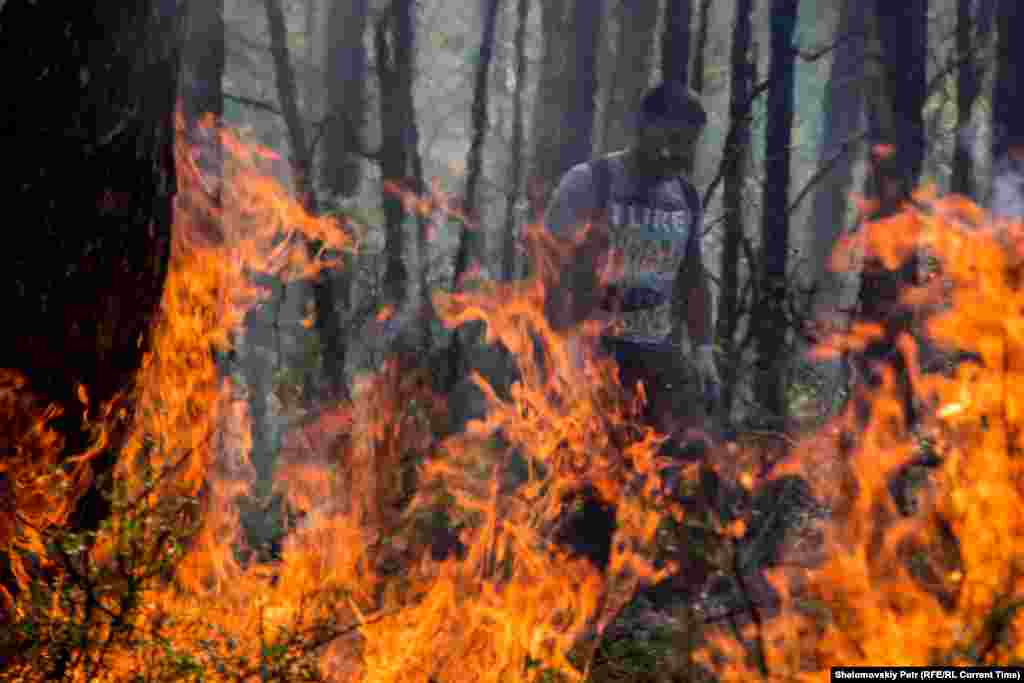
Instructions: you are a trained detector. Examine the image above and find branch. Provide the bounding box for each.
[787,130,870,216]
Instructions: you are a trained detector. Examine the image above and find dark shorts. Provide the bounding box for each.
[597,336,704,432]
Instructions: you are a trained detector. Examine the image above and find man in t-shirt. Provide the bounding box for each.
[543,81,718,445]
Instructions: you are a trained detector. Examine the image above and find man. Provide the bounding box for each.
[543,81,718,444]
[540,82,718,571]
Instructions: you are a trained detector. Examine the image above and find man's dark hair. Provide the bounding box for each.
[636,81,707,132]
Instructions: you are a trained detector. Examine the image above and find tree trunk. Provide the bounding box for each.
[181,0,225,135]
[502,0,531,281]
[992,0,1024,161]
[599,0,659,155]
[873,0,928,187]
[661,0,694,87]
[753,0,799,423]
[663,0,695,350]
[264,0,314,206]
[318,0,369,399]
[447,0,502,392]
[951,0,994,197]
[0,0,182,599]
[990,0,1024,220]
[806,0,869,313]
[530,0,604,202]
[375,0,418,309]
[323,0,368,198]
[691,0,711,93]
[718,0,755,421]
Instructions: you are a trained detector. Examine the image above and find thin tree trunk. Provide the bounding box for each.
[0,0,182,612]
[661,0,694,87]
[447,0,502,391]
[873,0,928,187]
[264,0,313,206]
[691,0,711,93]
[718,0,755,420]
[806,0,869,313]
[502,0,530,281]
[318,0,370,399]
[323,0,368,198]
[990,0,1024,221]
[992,0,1024,163]
[600,0,659,154]
[753,0,798,422]
[376,0,417,309]
[530,0,604,202]
[663,0,695,349]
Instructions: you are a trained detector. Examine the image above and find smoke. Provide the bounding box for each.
[990,120,1024,220]
[991,153,1024,220]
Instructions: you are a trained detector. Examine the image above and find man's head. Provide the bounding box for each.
[633,81,707,178]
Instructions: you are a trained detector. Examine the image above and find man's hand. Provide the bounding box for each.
[694,344,721,408]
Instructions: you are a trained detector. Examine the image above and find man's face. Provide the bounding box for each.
[636,120,702,178]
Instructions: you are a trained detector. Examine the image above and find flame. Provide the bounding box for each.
[11,105,1024,682]
[699,194,1024,678]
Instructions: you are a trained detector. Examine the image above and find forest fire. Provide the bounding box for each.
[700,193,1024,678]
[3,115,1024,682]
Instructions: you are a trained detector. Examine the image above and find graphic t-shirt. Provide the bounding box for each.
[544,152,702,343]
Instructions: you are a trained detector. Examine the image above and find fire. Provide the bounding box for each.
[699,194,1024,678]
[8,103,1024,682]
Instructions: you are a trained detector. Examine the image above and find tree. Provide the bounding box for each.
[447,0,503,392]
[530,0,605,201]
[717,0,756,420]
[951,0,995,198]
[992,0,1024,165]
[598,0,659,155]
[0,0,183,613]
[501,0,531,281]
[323,0,368,198]
[806,0,870,313]
[264,0,314,207]
[872,1,928,187]
[753,0,799,422]
[317,0,370,400]
[666,0,712,350]
[375,0,420,311]
[661,0,694,88]
[181,0,225,139]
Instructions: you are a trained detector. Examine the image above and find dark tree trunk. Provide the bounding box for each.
[990,0,1024,222]
[566,0,604,167]
[662,0,695,350]
[691,0,711,94]
[873,0,928,187]
[181,0,224,134]
[806,0,869,310]
[323,0,368,198]
[0,0,182,593]
[531,0,604,201]
[718,0,755,420]
[992,0,1024,161]
[951,0,993,197]
[264,0,313,206]
[502,0,531,281]
[661,0,693,87]
[753,0,799,422]
[447,0,502,392]
[375,0,418,309]
[599,0,658,155]
[319,0,369,399]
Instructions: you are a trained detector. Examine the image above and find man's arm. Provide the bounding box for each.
[677,200,712,347]
[542,164,607,331]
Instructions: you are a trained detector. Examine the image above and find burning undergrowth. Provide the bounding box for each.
[1,116,1024,683]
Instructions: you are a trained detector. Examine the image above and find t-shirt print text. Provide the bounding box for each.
[608,202,691,240]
